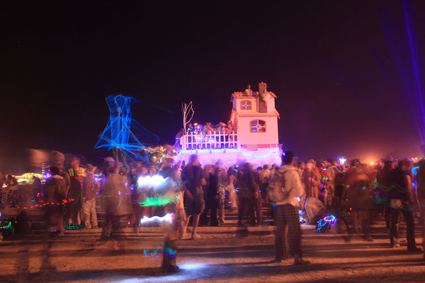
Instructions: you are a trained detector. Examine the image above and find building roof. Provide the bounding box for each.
[231,91,277,99]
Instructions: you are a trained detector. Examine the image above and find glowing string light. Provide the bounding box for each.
[412,166,420,176]
[139,196,177,207]
[140,213,174,225]
[95,95,159,161]
[164,246,177,258]
[144,246,161,261]
[240,148,279,158]
[316,215,337,233]
[0,221,12,229]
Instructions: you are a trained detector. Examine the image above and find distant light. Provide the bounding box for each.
[339,157,347,165]
[370,162,374,166]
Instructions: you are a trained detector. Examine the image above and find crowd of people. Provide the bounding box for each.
[1,150,425,270]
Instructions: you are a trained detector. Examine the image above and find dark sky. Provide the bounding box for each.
[1,0,424,173]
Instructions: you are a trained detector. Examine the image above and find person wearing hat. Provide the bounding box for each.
[82,164,98,229]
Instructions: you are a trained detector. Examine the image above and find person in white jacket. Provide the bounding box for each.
[275,151,310,265]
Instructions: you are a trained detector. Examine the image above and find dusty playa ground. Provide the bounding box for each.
[1,209,424,283]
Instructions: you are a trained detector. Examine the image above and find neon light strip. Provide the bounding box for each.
[140,213,174,225]
[177,148,280,159]
[240,149,278,158]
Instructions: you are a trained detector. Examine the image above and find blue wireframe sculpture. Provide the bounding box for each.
[95,95,159,160]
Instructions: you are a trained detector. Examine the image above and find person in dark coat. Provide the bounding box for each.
[388,160,421,251]
[181,154,205,239]
[44,166,67,234]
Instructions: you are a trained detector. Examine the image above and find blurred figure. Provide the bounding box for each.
[103,156,116,177]
[250,164,263,226]
[304,197,326,224]
[237,163,261,226]
[342,160,374,242]
[82,164,98,229]
[303,162,320,198]
[326,160,338,206]
[160,158,178,180]
[388,160,421,251]
[15,210,32,233]
[44,167,67,235]
[199,165,213,226]
[5,175,19,207]
[136,163,152,222]
[227,166,238,212]
[270,164,277,175]
[181,154,205,239]
[67,156,85,225]
[317,162,330,206]
[101,162,133,244]
[297,162,305,179]
[161,178,184,273]
[0,171,4,189]
[51,151,70,196]
[244,84,253,96]
[416,159,425,255]
[32,175,42,204]
[377,160,394,230]
[334,169,345,207]
[216,160,227,224]
[261,164,271,202]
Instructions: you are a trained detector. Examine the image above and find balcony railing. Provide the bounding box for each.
[180,131,239,150]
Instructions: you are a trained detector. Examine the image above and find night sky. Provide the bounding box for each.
[1,0,425,173]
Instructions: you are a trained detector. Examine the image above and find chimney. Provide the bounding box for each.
[259,82,267,93]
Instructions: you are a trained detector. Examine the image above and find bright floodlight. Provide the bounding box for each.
[137,175,167,188]
[339,157,346,165]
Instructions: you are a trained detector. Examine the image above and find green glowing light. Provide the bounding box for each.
[139,196,177,207]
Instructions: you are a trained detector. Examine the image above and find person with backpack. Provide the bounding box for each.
[270,151,310,265]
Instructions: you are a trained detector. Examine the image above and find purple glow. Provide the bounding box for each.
[176,147,281,167]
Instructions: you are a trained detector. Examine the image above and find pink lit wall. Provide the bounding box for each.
[237,116,279,148]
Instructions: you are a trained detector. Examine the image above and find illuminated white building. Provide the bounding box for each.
[177,82,282,167]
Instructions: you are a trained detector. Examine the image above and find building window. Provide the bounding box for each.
[240,100,252,110]
[250,120,266,133]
